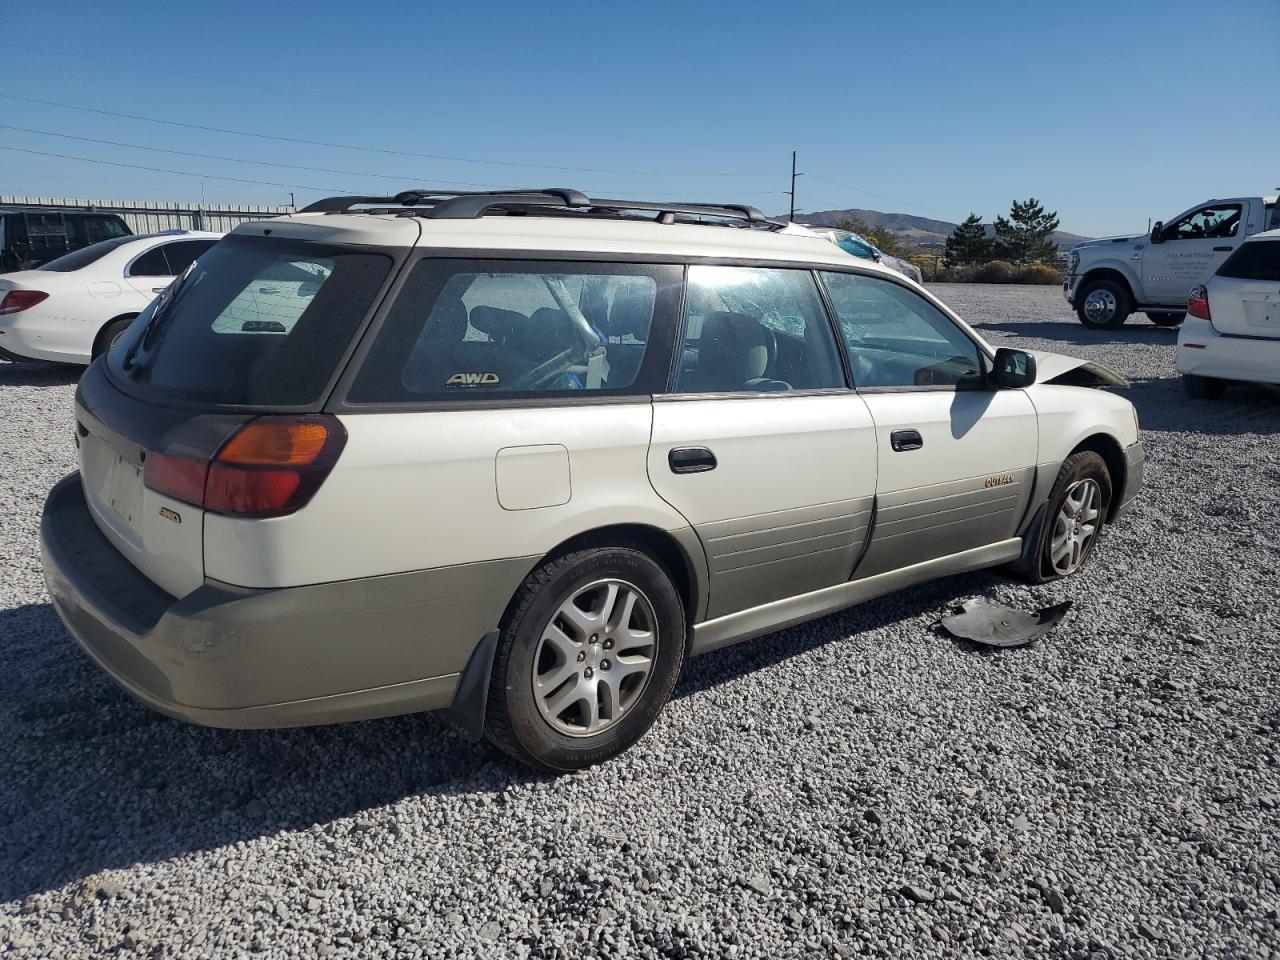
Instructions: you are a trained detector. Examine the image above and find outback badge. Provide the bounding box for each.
[984,473,1017,488]
[446,372,501,388]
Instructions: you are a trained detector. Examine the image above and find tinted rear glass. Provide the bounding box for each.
[39,234,138,271]
[1218,240,1280,281]
[106,236,392,407]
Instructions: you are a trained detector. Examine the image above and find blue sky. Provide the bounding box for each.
[0,0,1276,237]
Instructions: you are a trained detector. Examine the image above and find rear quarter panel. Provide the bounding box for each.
[203,402,690,589]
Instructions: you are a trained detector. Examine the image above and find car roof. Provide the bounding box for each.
[230,210,907,278]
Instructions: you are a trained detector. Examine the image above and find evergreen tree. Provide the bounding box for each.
[992,198,1060,265]
[943,213,991,267]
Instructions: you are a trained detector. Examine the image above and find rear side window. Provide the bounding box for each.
[107,236,392,407]
[128,245,172,277]
[348,260,680,402]
[675,265,844,392]
[163,239,216,274]
[1218,240,1280,281]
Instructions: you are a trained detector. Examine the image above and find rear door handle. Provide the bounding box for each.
[890,429,924,452]
[1213,246,1233,252]
[669,447,717,474]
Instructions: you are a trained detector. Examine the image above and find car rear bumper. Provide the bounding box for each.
[0,312,92,364]
[1113,441,1144,520]
[1175,316,1280,385]
[41,472,532,729]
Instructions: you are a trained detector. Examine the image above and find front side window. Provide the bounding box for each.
[820,271,984,389]
[675,265,844,393]
[1166,204,1242,241]
[349,260,678,402]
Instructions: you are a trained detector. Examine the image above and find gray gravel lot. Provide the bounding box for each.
[2,283,1278,959]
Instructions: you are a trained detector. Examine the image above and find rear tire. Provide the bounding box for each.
[1147,311,1185,327]
[1076,279,1132,329]
[1183,373,1226,399]
[92,315,137,360]
[485,546,686,773]
[1024,451,1112,584]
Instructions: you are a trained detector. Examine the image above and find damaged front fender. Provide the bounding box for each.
[1026,350,1130,389]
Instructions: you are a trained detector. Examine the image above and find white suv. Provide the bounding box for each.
[40,189,1144,771]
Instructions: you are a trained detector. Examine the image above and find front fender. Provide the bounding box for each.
[1075,258,1143,301]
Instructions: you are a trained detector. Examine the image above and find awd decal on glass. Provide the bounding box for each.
[446,372,501,388]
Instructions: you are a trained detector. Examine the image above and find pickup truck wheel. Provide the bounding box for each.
[1025,451,1112,584]
[485,546,686,772]
[1147,311,1185,327]
[1076,279,1131,329]
[1183,374,1226,399]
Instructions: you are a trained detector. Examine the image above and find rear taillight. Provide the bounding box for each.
[142,415,346,518]
[1188,285,1211,321]
[0,290,49,315]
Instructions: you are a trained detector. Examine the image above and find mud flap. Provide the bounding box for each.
[445,629,499,743]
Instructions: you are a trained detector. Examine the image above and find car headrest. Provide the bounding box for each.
[690,312,775,389]
[468,305,526,343]
[605,284,655,340]
[578,282,609,330]
[423,293,468,341]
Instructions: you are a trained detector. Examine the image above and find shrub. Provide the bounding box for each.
[973,260,1017,283]
[1015,263,1063,285]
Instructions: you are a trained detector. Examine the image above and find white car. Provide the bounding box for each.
[1177,229,1280,397]
[0,230,222,363]
[39,189,1143,772]
[782,223,924,282]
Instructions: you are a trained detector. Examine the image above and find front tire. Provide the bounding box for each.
[485,546,686,772]
[1076,279,1132,329]
[1147,311,1185,327]
[1183,373,1226,399]
[1026,451,1112,584]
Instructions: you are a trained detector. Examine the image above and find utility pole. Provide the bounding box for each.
[788,151,802,222]
[290,192,296,211]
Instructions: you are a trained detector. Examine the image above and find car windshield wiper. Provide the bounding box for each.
[121,267,199,374]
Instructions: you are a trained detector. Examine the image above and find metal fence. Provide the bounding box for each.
[0,196,293,234]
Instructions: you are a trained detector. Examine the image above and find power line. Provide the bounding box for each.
[0,94,779,178]
[0,124,506,189]
[0,145,353,193]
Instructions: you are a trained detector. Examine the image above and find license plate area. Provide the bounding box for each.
[1243,297,1280,329]
[80,433,144,545]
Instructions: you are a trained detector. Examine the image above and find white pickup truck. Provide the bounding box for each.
[1064,194,1279,328]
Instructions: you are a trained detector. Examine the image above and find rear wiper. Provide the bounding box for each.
[121,267,200,374]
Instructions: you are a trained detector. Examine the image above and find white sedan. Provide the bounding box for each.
[1177,229,1280,398]
[0,230,222,364]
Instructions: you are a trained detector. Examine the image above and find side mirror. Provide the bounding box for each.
[1149,221,1164,244]
[992,347,1036,389]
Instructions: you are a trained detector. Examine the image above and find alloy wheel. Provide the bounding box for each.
[1049,478,1101,575]
[1083,289,1117,324]
[532,579,658,737]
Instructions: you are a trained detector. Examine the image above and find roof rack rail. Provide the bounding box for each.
[298,189,781,228]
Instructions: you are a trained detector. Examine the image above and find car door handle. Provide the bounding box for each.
[890,429,924,452]
[1213,246,1232,252]
[668,447,717,474]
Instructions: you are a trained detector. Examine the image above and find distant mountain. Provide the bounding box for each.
[785,207,1090,252]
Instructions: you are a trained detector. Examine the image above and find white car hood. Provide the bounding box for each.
[1026,349,1129,388]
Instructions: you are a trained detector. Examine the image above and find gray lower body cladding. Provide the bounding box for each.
[41,473,533,729]
[697,497,873,619]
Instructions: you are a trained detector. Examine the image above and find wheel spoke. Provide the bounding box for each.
[610,588,639,634]
[579,678,601,732]
[535,658,578,696]
[544,676,587,720]
[540,622,577,662]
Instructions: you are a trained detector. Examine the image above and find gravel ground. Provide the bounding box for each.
[1,283,1278,959]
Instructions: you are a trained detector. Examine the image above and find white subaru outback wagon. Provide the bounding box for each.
[41,189,1144,771]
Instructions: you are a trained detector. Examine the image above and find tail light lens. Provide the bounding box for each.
[0,290,49,315]
[1188,285,1211,321]
[143,415,346,518]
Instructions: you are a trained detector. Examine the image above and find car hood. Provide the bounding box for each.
[1071,234,1143,252]
[1026,349,1129,388]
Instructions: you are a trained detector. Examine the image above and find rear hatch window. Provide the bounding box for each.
[1218,240,1280,281]
[105,235,393,408]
